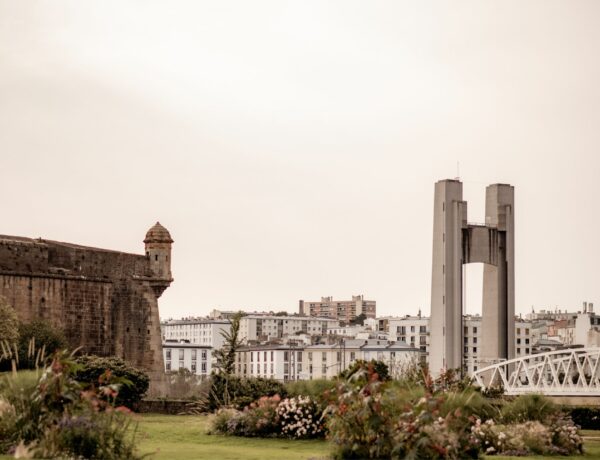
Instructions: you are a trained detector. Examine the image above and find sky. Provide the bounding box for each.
[1,1,599,319]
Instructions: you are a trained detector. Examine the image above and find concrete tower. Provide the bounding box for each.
[429,180,514,376]
[144,222,174,295]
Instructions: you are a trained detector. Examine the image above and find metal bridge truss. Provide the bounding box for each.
[472,348,600,396]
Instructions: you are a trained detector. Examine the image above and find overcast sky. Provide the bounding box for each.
[1,1,599,319]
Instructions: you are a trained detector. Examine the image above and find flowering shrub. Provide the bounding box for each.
[277,396,324,439]
[470,415,583,456]
[0,352,142,459]
[209,394,326,439]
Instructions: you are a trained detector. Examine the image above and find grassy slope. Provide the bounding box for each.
[136,414,331,460]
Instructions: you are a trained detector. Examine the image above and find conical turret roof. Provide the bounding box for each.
[144,222,174,244]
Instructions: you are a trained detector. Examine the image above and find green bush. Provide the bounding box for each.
[17,320,67,369]
[566,406,600,430]
[73,355,150,409]
[200,374,287,412]
[285,379,337,409]
[0,353,143,459]
[338,359,390,382]
[500,394,558,423]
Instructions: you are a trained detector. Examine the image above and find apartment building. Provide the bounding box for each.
[385,314,533,375]
[163,342,212,378]
[161,318,231,348]
[238,315,338,342]
[299,295,376,323]
[235,345,304,381]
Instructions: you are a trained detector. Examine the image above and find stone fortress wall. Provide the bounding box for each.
[0,223,173,394]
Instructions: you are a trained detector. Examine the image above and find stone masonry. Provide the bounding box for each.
[0,222,173,394]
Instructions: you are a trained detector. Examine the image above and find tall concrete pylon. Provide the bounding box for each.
[429,179,515,376]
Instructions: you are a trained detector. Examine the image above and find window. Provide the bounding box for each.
[517,328,521,335]
[191,349,197,360]
[473,347,477,353]
[264,363,267,374]
[400,336,406,342]
[270,351,274,361]
[166,350,171,359]
[201,362,207,372]
[257,352,260,362]
[517,348,521,354]
[464,347,468,353]
[336,352,341,361]
[420,336,426,345]
[464,326,468,335]
[309,364,313,374]
[411,326,415,333]
[420,325,426,333]
[525,348,530,354]
[297,351,302,362]
[397,326,406,335]
[191,363,196,372]
[322,352,327,362]
[179,360,184,368]
[464,337,468,344]
[525,338,530,344]
[322,365,327,374]
[517,338,521,344]
[250,353,254,363]
[473,337,477,344]
[179,349,184,360]
[473,327,478,334]
[350,352,356,361]
[284,363,289,374]
[166,362,171,371]
[308,352,312,361]
[264,351,267,361]
[284,351,289,361]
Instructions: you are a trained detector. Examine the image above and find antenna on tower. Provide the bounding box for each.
[455,161,461,181]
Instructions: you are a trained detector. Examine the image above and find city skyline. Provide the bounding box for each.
[1,1,599,319]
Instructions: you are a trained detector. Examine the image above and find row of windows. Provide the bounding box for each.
[165,349,208,360]
[165,361,207,372]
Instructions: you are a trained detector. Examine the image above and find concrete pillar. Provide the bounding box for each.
[430,180,466,375]
[481,184,515,363]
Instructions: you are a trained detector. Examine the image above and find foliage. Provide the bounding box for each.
[0,352,143,459]
[164,368,206,400]
[277,396,325,439]
[500,393,558,423]
[73,355,150,409]
[564,406,600,430]
[326,363,583,459]
[285,378,337,410]
[349,313,366,326]
[209,394,325,440]
[197,373,287,412]
[471,415,583,456]
[0,297,19,345]
[213,311,243,375]
[17,320,67,370]
[338,359,390,383]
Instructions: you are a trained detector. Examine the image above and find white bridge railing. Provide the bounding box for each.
[472,348,600,396]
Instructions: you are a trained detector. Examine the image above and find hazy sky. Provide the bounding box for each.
[1,1,599,319]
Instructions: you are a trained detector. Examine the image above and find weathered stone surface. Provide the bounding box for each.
[0,223,173,395]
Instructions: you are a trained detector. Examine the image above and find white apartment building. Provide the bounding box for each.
[163,342,213,379]
[161,319,231,348]
[235,345,304,381]
[302,339,419,380]
[238,315,338,342]
[385,314,533,375]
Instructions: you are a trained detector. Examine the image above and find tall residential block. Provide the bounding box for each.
[299,295,376,322]
[429,179,515,375]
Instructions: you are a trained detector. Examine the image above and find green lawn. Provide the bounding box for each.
[136,414,331,460]
[1,416,598,459]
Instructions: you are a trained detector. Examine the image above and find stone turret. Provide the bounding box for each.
[144,222,173,282]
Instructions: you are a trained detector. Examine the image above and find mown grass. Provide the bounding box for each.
[136,414,331,460]
[1,415,598,459]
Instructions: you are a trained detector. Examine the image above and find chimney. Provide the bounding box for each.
[590,303,595,313]
[584,302,588,314]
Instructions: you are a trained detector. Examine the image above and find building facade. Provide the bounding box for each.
[238,315,338,342]
[299,295,376,322]
[162,318,230,348]
[163,342,212,378]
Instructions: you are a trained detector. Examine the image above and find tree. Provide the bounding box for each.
[18,320,67,369]
[213,311,244,375]
[0,296,19,344]
[73,355,150,408]
[349,313,367,326]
